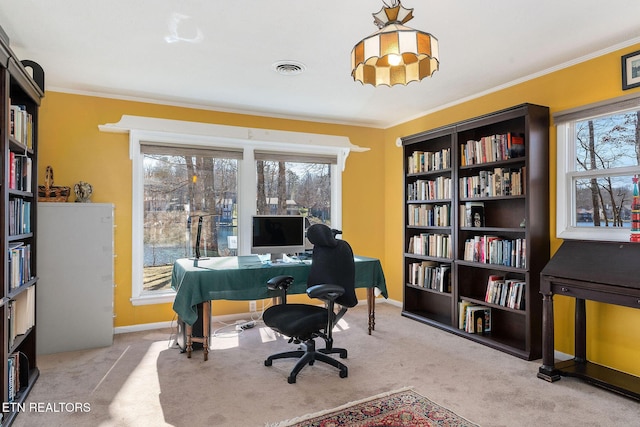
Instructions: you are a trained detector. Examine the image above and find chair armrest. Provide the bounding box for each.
[267,275,295,291]
[267,275,294,304]
[307,284,344,302]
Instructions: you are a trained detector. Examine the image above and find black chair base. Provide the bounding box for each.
[264,339,348,384]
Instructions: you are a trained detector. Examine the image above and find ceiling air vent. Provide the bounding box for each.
[272,60,306,76]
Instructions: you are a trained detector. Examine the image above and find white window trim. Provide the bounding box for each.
[99,116,368,306]
[555,94,640,242]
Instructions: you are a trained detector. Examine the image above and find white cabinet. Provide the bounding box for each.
[36,203,114,354]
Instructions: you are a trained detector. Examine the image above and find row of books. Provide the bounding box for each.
[460,133,524,166]
[485,275,526,310]
[408,203,450,227]
[8,151,33,192]
[407,177,452,201]
[459,167,525,199]
[459,300,491,334]
[7,352,27,403]
[407,261,451,292]
[8,286,35,350]
[9,198,32,236]
[407,148,451,174]
[407,233,452,258]
[9,243,32,290]
[463,235,527,268]
[10,104,34,149]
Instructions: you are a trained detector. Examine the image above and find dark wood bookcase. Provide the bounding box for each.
[0,27,44,426]
[402,104,549,360]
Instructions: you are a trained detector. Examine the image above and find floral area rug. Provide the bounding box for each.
[268,387,479,427]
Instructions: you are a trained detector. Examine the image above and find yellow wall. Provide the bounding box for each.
[385,43,640,376]
[38,42,640,377]
[37,94,386,327]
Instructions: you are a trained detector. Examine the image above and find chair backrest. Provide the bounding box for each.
[306,224,357,308]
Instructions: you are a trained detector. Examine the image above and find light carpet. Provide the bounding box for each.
[268,387,479,427]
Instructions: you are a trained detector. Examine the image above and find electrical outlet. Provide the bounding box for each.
[249,300,257,312]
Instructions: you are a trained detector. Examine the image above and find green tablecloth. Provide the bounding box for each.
[171,255,387,325]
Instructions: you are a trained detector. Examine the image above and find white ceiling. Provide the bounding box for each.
[1,1,639,128]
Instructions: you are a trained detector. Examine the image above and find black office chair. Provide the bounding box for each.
[263,224,357,384]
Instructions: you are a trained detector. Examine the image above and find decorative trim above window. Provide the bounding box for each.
[99,115,368,171]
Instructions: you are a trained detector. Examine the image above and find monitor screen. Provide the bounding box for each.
[251,215,306,257]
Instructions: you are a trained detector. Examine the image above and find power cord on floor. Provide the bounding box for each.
[167,313,179,349]
[166,298,275,342]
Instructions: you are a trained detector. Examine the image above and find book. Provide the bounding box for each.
[485,275,505,304]
[458,300,473,330]
[509,134,525,158]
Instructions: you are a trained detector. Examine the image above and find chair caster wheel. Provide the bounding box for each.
[265,359,272,367]
[340,370,348,378]
[288,376,296,384]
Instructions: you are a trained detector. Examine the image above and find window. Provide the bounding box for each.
[106,116,363,305]
[142,146,239,294]
[555,94,640,241]
[255,151,334,225]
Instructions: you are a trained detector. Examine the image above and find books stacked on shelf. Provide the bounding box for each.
[8,242,32,289]
[8,287,35,349]
[459,167,525,198]
[7,352,28,403]
[460,133,525,166]
[460,202,485,227]
[407,261,451,292]
[9,104,34,149]
[458,300,491,334]
[408,203,450,227]
[407,176,451,201]
[463,235,526,268]
[8,198,32,235]
[407,233,452,258]
[485,276,526,310]
[8,152,33,191]
[8,353,19,402]
[408,148,451,173]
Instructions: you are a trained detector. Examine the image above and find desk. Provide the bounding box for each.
[537,240,640,401]
[171,255,387,360]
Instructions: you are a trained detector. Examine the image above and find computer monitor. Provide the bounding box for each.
[251,215,305,261]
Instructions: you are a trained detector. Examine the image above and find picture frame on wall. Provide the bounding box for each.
[622,49,640,90]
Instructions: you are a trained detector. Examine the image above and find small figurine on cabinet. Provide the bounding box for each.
[74,181,93,203]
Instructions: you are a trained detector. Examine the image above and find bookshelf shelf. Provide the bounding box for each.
[401,104,550,360]
[1,26,44,426]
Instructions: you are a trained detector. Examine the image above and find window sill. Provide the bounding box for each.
[557,227,631,242]
[131,291,176,306]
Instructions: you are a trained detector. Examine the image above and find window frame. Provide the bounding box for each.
[555,94,640,242]
[100,116,364,306]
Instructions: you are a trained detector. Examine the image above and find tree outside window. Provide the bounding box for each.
[256,160,332,226]
[143,153,238,292]
[556,97,640,241]
[573,111,640,228]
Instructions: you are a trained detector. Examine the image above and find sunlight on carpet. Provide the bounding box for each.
[267,387,479,427]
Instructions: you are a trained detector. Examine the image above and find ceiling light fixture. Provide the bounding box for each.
[351,0,439,87]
